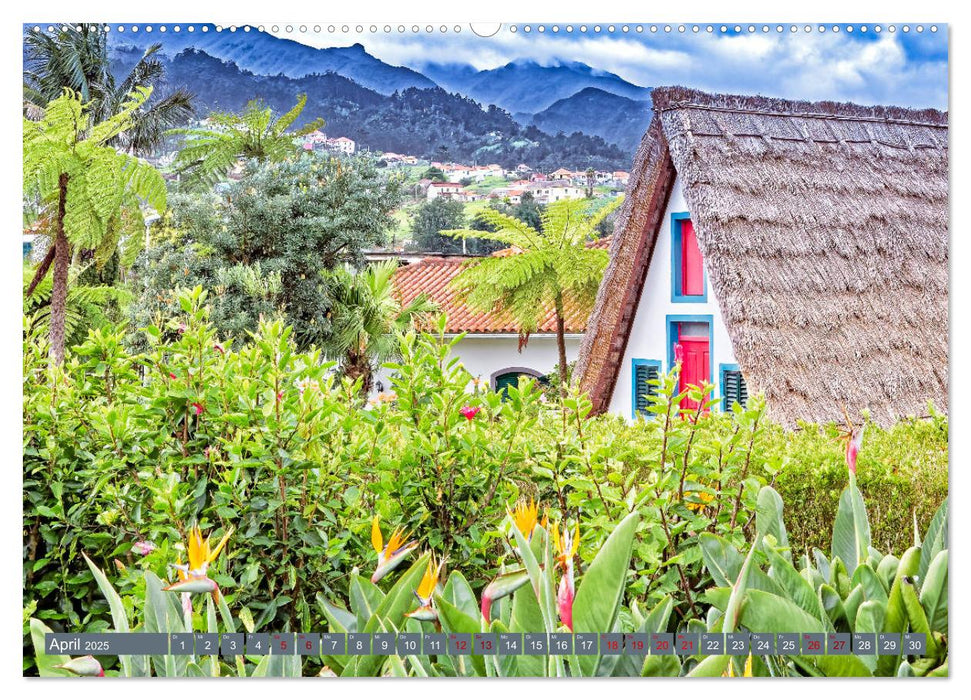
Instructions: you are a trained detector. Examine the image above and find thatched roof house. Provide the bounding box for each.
[576,86,948,427]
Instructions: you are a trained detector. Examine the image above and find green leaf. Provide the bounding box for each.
[572,510,640,677]
[877,546,920,676]
[687,654,730,677]
[82,553,143,677]
[832,479,871,576]
[435,595,486,676]
[918,498,947,583]
[765,544,824,621]
[756,486,789,557]
[920,549,948,635]
[29,618,71,677]
[442,570,479,620]
[698,533,743,587]
[350,575,385,630]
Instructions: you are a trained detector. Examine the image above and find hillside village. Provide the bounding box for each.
[297,129,629,205]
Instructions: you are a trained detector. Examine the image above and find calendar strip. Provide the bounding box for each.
[45,632,927,657]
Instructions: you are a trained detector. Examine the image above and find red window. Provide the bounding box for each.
[680,219,704,296]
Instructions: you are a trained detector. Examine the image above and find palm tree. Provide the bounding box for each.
[170,96,324,187]
[326,260,436,395]
[23,87,167,365]
[23,24,194,154]
[444,197,622,397]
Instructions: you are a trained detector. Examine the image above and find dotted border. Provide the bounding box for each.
[28,24,940,35]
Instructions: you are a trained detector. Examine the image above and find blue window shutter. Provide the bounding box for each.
[633,360,661,417]
[722,369,748,410]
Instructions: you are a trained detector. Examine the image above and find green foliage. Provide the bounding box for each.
[170,95,323,187]
[23,291,947,676]
[24,263,132,349]
[127,156,402,350]
[444,197,619,335]
[411,197,469,254]
[23,23,194,154]
[325,260,437,393]
[770,414,948,555]
[321,510,640,677]
[23,87,167,251]
[696,487,948,677]
[30,556,297,677]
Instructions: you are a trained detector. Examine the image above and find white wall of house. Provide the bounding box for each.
[607,175,738,419]
[374,333,583,393]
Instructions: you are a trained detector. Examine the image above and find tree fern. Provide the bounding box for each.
[22,87,167,364]
[444,196,622,395]
[170,95,324,188]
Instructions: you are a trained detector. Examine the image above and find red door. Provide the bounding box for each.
[677,329,710,414]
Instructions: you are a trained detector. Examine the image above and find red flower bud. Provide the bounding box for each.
[191,402,204,416]
[460,405,480,420]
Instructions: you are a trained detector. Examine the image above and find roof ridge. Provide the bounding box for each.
[651,85,948,128]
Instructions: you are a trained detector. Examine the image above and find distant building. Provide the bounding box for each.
[427,182,464,200]
[327,136,356,155]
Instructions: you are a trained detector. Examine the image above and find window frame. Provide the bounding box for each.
[670,212,708,303]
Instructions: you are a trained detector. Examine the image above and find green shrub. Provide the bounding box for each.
[22,287,948,676]
[770,415,948,555]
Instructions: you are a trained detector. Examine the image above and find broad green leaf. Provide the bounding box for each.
[765,544,823,620]
[435,595,486,677]
[832,476,871,576]
[920,549,948,635]
[918,498,947,583]
[83,553,143,677]
[854,601,885,672]
[851,562,888,604]
[756,486,789,558]
[572,510,640,677]
[642,653,681,677]
[687,654,730,677]
[29,618,71,677]
[350,553,430,677]
[877,546,920,676]
[442,570,479,620]
[350,575,385,630]
[698,532,743,587]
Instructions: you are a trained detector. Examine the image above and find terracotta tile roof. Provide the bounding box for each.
[393,237,611,335]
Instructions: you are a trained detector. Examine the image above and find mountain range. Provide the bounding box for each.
[107,28,653,166]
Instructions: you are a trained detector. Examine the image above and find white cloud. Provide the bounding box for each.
[270,27,947,108]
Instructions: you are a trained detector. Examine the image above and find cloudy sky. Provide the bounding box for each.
[272,23,948,108]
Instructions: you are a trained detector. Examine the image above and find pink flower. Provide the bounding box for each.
[460,406,480,421]
[131,540,156,556]
[191,402,204,416]
[178,323,186,334]
[846,425,865,475]
[557,570,575,632]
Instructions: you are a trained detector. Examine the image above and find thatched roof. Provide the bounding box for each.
[576,86,948,427]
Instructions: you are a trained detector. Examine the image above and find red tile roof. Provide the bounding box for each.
[393,237,612,334]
